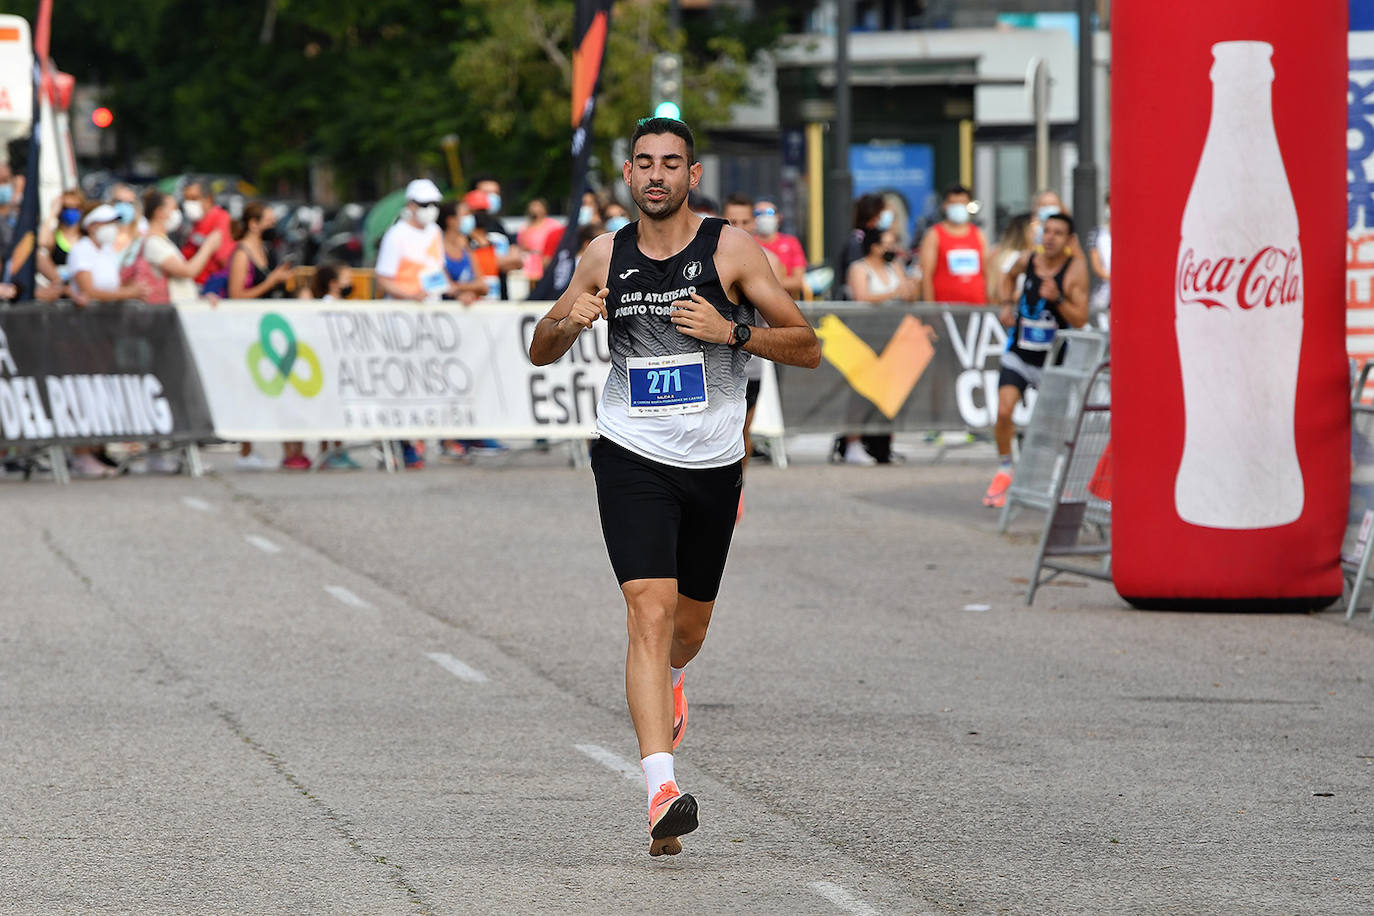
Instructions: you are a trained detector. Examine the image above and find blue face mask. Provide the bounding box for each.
[60,206,81,225]
[605,216,630,233]
[1037,205,1059,223]
[0,185,11,205]
[458,214,476,235]
[486,192,501,214]
[877,209,894,231]
[114,201,136,224]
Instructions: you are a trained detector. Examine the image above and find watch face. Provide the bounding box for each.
[734,324,751,345]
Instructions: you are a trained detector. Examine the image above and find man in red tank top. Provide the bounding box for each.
[918,185,988,305]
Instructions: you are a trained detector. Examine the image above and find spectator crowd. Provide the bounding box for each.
[0,161,1109,477]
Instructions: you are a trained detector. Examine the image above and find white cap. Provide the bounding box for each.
[405,179,442,204]
[83,204,119,227]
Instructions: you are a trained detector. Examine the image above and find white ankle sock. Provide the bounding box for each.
[670,666,685,687]
[642,752,675,803]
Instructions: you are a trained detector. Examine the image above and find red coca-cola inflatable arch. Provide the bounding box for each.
[1112,0,1348,608]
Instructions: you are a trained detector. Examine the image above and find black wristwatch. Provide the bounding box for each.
[728,322,751,350]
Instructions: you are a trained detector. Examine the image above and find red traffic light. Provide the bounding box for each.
[91,107,113,128]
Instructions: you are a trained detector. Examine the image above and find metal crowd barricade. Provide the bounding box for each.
[1342,362,1374,620]
[998,328,1111,533]
[1025,360,1113,605]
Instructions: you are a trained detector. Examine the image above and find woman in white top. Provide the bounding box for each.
[69,205,147,303]
[988,212,1034,303]
[139,188,222,304]
[846,228,916,303]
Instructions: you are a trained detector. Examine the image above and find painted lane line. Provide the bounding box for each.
[575,744,641,781]
[808,881,880,916]
[324,585,371,609]
[245,534,282,555]
[425,652,488,683]
[181,496,212,512]
[963,603,991,612]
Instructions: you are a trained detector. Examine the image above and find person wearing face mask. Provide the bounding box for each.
[470,177,523,295]
[849,228,917,304]
[462,189,514,301]
[1030,188,1067,246]
[227,201,294,300]
[517,198,557,281]
[836,193,887,300]
[68,205,149,302]
[135,188,223,305]
[37,189,85,292]
[376,179,447,302]
[918,185,988,306]
[751,197,806,299]
[108,183,145,252]
[438,200,488,304]
[179,180,236,286]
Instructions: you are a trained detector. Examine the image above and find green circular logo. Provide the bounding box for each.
[246,313,323,398]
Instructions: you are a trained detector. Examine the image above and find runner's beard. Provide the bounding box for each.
[633,182,688,221]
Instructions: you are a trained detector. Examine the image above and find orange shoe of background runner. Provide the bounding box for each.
[648,780,698,857]
[672,674,688,750]
[984,468,1013,508]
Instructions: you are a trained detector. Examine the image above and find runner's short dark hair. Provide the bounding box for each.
[1046,212,1074,235]
[632,117,696,164]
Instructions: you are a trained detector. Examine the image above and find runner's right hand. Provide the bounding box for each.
[564,287,609,331]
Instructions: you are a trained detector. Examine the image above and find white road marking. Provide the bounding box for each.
[809,881,880,916]
[575,744,641,781]
[324,585,371,609]
[425,652,488,683]
[963,603,991,612]
[181,496,212,512]
[244,534,282,555]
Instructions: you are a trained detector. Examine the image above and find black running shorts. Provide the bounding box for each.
[590,436,742,602]
[745,378,761,410]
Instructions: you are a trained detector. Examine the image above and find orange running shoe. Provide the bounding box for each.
[648,780,698,857]
[984,468,1013,508]
[672,674,688,750]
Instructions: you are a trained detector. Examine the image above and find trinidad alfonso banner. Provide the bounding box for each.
[176,302,616,441]
[1111,0,1348,607]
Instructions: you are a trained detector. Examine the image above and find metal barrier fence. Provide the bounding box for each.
[1024,360,1113,605]
[1342,362,1374,620]
[997,328,1111,533]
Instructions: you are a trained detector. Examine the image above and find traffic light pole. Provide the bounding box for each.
[827,0,853,267]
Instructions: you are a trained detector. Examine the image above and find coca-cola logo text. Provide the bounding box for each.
[1176,246,1301,310]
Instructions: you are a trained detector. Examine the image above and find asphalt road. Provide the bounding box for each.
[2,445,1370,914]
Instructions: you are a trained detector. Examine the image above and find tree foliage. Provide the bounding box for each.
[37,0,783,205]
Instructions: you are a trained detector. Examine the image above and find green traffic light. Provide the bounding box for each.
[653,101,681,120]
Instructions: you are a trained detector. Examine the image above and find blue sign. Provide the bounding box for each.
[849,143,935,243]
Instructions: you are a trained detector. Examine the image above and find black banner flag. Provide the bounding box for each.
[532,0,614,302]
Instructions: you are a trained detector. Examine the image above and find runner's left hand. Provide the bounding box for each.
[671,291,731,344]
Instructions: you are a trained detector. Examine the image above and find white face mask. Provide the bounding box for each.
[877,209,894,231]
[755,213,779,236]
[164,208,183,233]
[578,204,596,226]
[182,199,204,222]
[945,203,970,224]
[414,204,439,226]
[94,224,118,246]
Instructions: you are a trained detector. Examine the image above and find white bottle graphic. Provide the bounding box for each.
[1174,41,1304,529]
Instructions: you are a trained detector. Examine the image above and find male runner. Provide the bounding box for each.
[529,118,820,856]
[985,212,1089,507]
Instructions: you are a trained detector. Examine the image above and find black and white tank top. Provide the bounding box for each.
[596,217,755,468]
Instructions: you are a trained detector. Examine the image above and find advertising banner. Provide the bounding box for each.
[1348,3,1374,377]
[784,303,1035,434]
[0,302,214,447]
[1112,0,1348,606]
[177,302,614,441]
